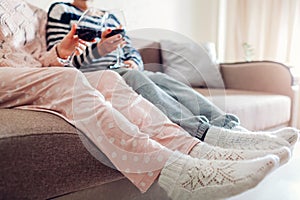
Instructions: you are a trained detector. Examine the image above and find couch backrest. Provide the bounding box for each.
[131,38,163,72]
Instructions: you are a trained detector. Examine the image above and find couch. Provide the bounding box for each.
[135,39,299,130]
[0,1,299,199]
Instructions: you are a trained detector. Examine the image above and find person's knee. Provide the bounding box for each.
[54,67,82,78]
[29,67,79,87]
[102,70,123,80]
[147,71,164,79]
[122,70,154,88]
[146,72,170,84]
[93,70,124,87]
[122,69,144,79]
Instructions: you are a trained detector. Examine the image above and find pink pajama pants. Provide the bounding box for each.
[0,67,199,192]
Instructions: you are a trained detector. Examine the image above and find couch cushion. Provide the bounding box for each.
[160,40,224,88]
[0,109,124,199]
[0,108,75,138]
[195,89,291,131]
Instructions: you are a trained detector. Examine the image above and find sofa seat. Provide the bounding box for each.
[0,109,125,199]
[196,88,291,131]
[0,108,171,199]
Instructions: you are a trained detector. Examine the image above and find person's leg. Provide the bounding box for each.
[82,70,289,198]
[84,70,198,153]
[113,68,210,139]
[112,69,298,149]
[0,67,284,198]
[143,71,299,147]
[0,67,179,191]
[144,71,240,129]
[84,70,291,164]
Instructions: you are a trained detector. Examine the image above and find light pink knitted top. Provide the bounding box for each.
[0,0,62,68]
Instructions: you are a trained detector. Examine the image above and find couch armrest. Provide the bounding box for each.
[220,61,295,97]
[220,61,299,127]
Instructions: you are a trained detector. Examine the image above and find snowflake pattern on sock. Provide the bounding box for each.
[180,160,275,190]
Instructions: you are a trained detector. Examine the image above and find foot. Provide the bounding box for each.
[204,126,291,150]
[232,125,249,132]
[190,142,291,166]
[158,152,279,200]
[232,126,299,149]
[271,127,299,148]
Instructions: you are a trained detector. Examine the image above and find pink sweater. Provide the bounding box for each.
[0,0,62,68]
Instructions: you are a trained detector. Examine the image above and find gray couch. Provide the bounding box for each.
[0,40,298,199]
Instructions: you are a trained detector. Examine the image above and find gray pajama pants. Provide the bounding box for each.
[114,68,240,140]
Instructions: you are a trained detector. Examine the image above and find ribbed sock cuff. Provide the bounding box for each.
[158,151,189,195]
[203,126,222,146]
[195,123,211,141]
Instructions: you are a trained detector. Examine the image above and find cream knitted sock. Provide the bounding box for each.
[232,125,249,132]
[158,152,278,200]
[204,126,291,150]
[189,142,291,166]
[233,126,299,148]
[270,127,299,148]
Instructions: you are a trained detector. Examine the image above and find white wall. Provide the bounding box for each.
[29,0,219,45]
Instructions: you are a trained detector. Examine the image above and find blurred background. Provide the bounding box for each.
[31,0,300,74]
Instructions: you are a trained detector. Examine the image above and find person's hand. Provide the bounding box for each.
[56,24,87,59]
[123,60,139,70]
[97,29,126,57]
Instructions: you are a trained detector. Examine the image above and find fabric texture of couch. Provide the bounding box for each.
[0,1,299,199]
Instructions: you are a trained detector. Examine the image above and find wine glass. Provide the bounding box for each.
[59,7,108,66]
[103,9,127,69]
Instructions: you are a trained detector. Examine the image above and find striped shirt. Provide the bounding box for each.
[46,2,143,72]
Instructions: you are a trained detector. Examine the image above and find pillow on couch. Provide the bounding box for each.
[160,40,224,88]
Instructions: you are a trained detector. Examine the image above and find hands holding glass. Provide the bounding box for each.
[57,8,128,69]
[57,8,106,66]
[103,9,128,69]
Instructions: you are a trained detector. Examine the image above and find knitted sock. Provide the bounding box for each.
[158,151,278,200]
[204,126,290,150]
[232,125,249,132]
[232,126,299,148]
[270,127,299,148]
[189,142,291,166]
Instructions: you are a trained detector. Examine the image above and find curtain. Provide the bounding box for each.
[219,0,300,73]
